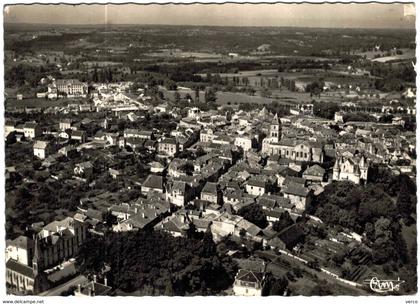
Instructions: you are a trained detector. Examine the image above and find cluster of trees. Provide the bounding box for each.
[277,59,330,72]
[6,179,88,239]
[90,68,114,83]
[370,63,415,92]
[77,230,237,295]
[313,101,340,119]
[305,79,325,97]
[343,112,376,123]
[131,73,177,92]
[280,78,296,92]
[262,273,288,296]
[308,178,416,267]
[5,64,60,89]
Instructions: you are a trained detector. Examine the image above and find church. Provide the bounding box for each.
[261,114,324,163]
[332,152,369,185]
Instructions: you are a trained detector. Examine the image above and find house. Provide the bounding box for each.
[51,79,88,97]
[58,145,78,158]
[23,122,42,139]
[156,214,189,237]
[6,259,36,294]
[302,164,326,183]
[5,121,17,138]
[33,140,52,159]
[233,269,265,296]
[74,161,94,178]
[282,183,311,211]
[6,236,34,267]
[334,112,345,123]
[166,181,193,207]
[154,103,169,113]
[235,135,256,152]
[71,130,87,143]
[36,216,88,269]
[266,224,306,251]
[200,129,217,143]
[141,174,164,194]
[74,276,111,296]
[158,138,178,157]
[333,154,369,184]
[58,130,72,140]
[200,182,221,204]
[124,129,154,140]
[150,161,165,173]
[246,179,267,197]
[59,119,72,131]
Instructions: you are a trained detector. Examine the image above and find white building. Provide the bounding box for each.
[233,269,264,296]
[333,154,369,184]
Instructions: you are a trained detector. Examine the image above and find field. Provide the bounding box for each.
[355,48,415,62]
[161,86,307,106]
[5,97,86,110]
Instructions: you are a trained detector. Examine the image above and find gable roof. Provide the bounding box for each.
[235,269,264,285]
[277,224,305,247]
[283,183,309,197]
[142,175,164,190]
[6,259,35,279]
[202,182,218,194]
[303,164,325,177]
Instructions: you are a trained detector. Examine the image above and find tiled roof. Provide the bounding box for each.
[303,164,325,177]
[142,175,164,190]
[236,269,264,284]
[202,182,218,194]
[283,183,309,197]
[6,259,35,279]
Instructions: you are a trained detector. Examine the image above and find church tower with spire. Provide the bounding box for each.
[269,113,281,143]
[32,236,42,277]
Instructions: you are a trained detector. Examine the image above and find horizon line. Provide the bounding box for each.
[4,22,415,30]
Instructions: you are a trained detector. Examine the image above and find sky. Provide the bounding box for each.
[3,3,416,29]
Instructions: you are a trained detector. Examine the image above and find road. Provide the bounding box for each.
[39,275,88,296]
[256,250,369,295]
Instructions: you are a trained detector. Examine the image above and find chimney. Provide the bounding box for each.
[141,212,145,218]
[104,276,108,286]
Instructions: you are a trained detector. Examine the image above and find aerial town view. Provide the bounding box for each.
[3,2,417,298]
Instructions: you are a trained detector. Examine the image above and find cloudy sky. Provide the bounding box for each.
[3,3,416,28]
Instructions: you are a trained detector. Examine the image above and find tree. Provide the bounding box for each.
[77,230,236,295]
[238,204,268,229]
[104,211,118,228]
[174,91,181,103]
[262,273,288,296]
[310,280,333,296]
[396,182,414,218]
[272,211,294,232]
[204,88,217,104]
[194,87,200,102]
[313,101,339,119]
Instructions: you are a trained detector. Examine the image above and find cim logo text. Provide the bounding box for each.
[365,277,405,293]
